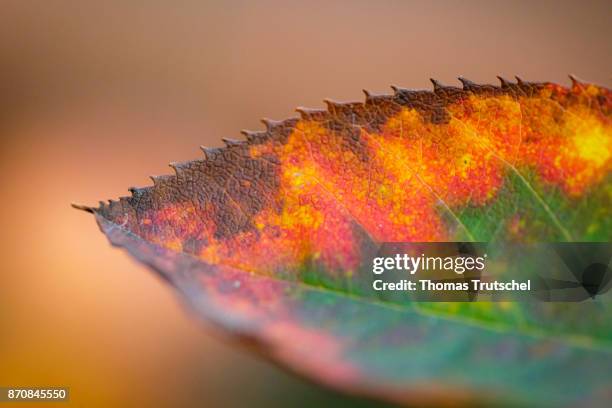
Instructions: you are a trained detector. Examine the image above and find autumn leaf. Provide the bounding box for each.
[74,77,612,407]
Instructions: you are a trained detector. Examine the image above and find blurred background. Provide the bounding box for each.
[0,1,610,406]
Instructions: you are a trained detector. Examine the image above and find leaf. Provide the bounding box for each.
[75,77,612,407]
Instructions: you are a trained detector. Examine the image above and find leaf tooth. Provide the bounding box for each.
[263,117,302,134]
[362,88,392,103]
[514,75,530,94]
[268,117,300,132]
[168,160,194,176]
[79,200,113,214]
[261,118,281,131]
[458,76,476,90]
[389,85,403,95]
[128,186,149,198]
[261,117,297,134]
[150,174,173,186]
[513,76,549,96]
[429,78,447,92]
[568,74,586,90]
[199,146,223,160]
[244,118,299,143]
[168,162,181,176]
[107,199,120,211]
[429,79,464,98]
[390,85,414,100]
[392,85,437,100]
[295,107,326,120]
[364,89,396,107]
[390,85,436,99]
[118,195,133,207]
[222,137,242,147]
[325,99,365,118]
[323,98,344,113]
[240,129,265,142]
[496,76,512,88]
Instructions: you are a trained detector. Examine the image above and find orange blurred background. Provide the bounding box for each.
[0,1,610,406]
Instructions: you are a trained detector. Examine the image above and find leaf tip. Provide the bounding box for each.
[71,202,95,213]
